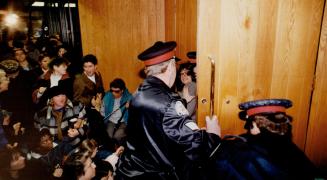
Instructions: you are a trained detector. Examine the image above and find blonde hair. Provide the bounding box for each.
[144,59,174,76]
[79,139,98,156]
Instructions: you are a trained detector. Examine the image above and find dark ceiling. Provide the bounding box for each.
[0,0,78,12]
[0,0,34,12]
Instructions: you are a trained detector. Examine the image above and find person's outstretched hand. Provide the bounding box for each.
[205,115,221,137]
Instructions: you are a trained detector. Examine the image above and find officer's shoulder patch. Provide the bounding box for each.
[185,122,199,131]
[175,101,189,116]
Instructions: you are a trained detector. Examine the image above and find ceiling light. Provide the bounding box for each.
[4,13,19,27]
[64,3,76,7]
[32,2,44,7]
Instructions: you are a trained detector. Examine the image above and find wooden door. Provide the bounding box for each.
[197,0,324,152]
[305,1,327,172]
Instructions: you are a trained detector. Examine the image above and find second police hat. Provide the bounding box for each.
[187,51,196,63]
[239,99,292,117]
[138,41,177,66]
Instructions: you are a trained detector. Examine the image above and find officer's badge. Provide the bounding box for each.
[185,122,199,130]
[175,101,189,116]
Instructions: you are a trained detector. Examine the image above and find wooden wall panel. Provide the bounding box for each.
[165,0,197,63]
[306,1,327,172]
[78,0,165,91]
[197,0,324,152]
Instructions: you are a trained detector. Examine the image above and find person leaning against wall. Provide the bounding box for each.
[101,78,132,146]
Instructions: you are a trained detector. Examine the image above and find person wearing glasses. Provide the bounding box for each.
[101,78,132,146]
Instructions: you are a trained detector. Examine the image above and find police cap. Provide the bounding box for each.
[239,99,292,117]
[186,51,196,63]
[138,41,177,66]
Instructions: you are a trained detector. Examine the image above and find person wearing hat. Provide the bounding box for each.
[186,51,197,79]
[32,56,72,111]
[115,41,221,180]
[0,59,35,129]
[238,99,322,179]
[34,85,87,149]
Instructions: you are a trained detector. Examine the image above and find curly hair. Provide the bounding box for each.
[241,112,293,137]
[176,62,196,91]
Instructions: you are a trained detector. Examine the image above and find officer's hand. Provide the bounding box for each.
[205,115,221,137]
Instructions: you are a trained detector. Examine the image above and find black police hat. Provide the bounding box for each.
[186,51,196,63]
[239,99,292,118]
[138,41,177,66]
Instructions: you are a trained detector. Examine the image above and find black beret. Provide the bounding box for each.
[239,99,292,117]
[138,41,177,66]
[48,85,67,99]
[186,51,196,63]
[0,60,20,74]
[187,51,196,59]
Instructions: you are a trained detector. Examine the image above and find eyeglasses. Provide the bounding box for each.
[110,89,122,93]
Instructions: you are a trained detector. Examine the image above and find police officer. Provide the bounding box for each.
[239,99,322,179]
[186,51,197,79]
[115,41,221,180]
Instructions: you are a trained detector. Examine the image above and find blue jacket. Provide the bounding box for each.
[103,89,132,124]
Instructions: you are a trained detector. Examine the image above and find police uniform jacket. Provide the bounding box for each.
[117,76,221,180]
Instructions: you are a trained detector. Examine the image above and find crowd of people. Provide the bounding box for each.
[0,33,324,180]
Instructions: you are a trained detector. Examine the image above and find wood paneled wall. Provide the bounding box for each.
[78,0,327,170]
[165,0,197,63]
[197,0,324,152]
[78,0,197,91]
[78,0,165,91]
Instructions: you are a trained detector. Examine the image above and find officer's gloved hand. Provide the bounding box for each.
[206,115,221,137]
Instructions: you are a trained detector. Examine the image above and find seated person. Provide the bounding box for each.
[0,147,49,180]
[34,85,87,148]
[62,151,96,180]
[0,148,27,180]
[78,138,124,171]
[29,128,58,159]
[0,69,10,149]
[0,109,24,150]
[238,99,322,179]
[27,127,76,178]
[94,160,114,180]
[100,78,132,145]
